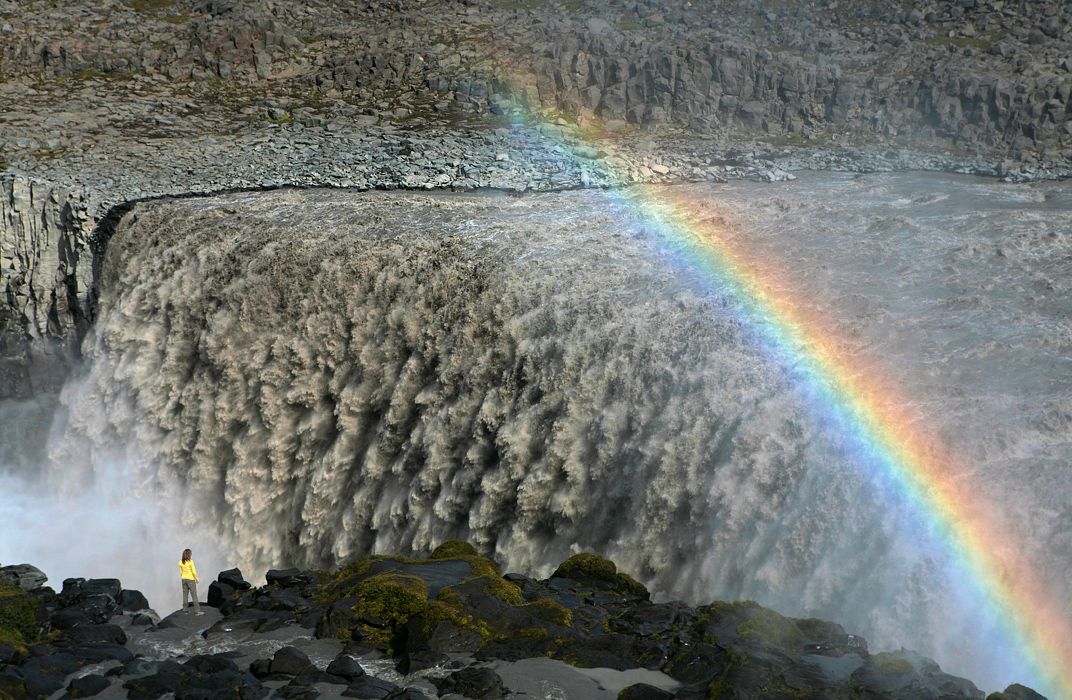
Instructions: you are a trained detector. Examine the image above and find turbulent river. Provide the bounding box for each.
[2,172,1070,692]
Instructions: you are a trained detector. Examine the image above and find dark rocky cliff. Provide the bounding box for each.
[0,548,1047,699]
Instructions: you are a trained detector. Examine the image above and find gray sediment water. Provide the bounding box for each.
[3,172,1069,692]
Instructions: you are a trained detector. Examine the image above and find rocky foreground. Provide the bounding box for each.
[0,543,1048,699]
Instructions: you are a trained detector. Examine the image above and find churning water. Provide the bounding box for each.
[3,172,1069,691]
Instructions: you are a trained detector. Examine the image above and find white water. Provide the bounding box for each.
[1,173,1069,693]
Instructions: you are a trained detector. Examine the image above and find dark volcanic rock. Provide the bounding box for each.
[217,568,252,590]
[117,589,150,611]
[64,673,111,698]
[266,568,317,589]
[989,684,1048,700]
[79,579,121,601]
[433,666,505,699]
[270,646,317,676]
[64,623,127,646]
[618,683,674,700]
[326,654,366,682]
[0,550,1043,700]
[342,676,400,699]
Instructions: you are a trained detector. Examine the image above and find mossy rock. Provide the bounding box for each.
[521,599,572,627]
[482,574,523,606]
[736,608,804,659]
[519,626,549,640]
[0,581,38,647]
[868,652,913,676]
[430,540,479,560]
[793,617,845,643]
[551,553,649,598]
[0,673,29,700]
[354,572,428,620]
[697,600,761,631]
[985,685,1048,700]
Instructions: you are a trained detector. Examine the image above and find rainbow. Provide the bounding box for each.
[499,109,1070,697]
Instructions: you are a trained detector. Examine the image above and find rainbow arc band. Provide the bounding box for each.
[495,105,1069,697]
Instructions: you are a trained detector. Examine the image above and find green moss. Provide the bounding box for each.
[699,600,760,625]
[737,609,804,659]
[521,599,572,627]
[552,553,649,597]
[0,627,28,657]
[793,617,843,642]
[870,652,913,675]
[430,540,479,559]
[352,573,428,624]
[519,626,549,640]
[0,673,28,699]
[483,575,523,605]
[613,571,648,597]
[754,679,811,699]
[554,553,617,581]
[706,679,732,699]
[0,582,38,646]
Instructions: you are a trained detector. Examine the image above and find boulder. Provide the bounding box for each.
[0,642,22,665]
[664,643,730,684]
[118,589,150,611]
[988,685,1047,700]
[342,676,400,699]
[130,611,158,626]
[0,564,48,591]
[51,609,92,629]
[217,568,252,590]
[388,689,432,700]
[207,581,235,608]
[68,643,133,665]
[18,652,82,696]
[80,579,122,601]
[64,673,111,698]
[248,658,272,678]
[64,623,128,646]
[550,553,648,598]
[184,654,240,674]
[266,568,317,588]
[433,666,505,699]
[59,578,86,604]
[122,658,161,677]
[326,654,366,682]
[270,646,316,676]
[66,594,117,624]
[618,684,674,700]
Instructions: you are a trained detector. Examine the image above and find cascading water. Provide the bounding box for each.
[6,172,1070,692]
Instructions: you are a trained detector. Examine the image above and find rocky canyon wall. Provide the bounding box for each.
[0,176,95,401]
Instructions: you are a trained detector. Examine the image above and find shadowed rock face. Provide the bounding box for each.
[0,178,94,400]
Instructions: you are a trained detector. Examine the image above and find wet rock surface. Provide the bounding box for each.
[0,547,1044,698]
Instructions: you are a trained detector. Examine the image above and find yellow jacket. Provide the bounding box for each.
[179,560,198,581]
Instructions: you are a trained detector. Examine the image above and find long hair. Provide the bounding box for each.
[181,548,192,563]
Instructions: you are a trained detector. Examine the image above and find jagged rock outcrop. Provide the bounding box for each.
[0,176,94,399]
[3,549,1040,699]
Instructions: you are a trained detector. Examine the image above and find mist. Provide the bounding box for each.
[0,408,229,613]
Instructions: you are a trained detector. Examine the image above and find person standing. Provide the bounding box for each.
[179,548,202,615]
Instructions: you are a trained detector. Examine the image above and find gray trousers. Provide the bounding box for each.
[181,579,200,612]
